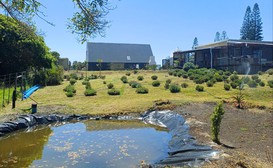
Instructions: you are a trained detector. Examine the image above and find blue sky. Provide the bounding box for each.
[34,0,273,65]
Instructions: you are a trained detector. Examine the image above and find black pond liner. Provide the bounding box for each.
[0,111,218,167]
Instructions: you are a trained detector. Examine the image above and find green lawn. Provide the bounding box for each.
[1,70,272,115]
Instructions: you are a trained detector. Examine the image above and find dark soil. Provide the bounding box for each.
[174,103,273,168]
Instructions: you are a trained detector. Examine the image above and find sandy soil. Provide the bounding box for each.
[174,103,273,168]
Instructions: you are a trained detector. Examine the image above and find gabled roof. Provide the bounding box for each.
[86,42,154,63]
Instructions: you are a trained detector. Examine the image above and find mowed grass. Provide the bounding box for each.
[1,70,272,115]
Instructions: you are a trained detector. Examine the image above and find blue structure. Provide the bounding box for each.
[23,85,41,100]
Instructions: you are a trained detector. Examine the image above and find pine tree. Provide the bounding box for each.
[214,32,221,42]
[240,6,252,40]
[221,31,228,40]
[192,37,198,49]
[250,3,263,41]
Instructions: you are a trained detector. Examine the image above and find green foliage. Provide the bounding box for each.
[129,81,141,88]
[210,102,225,144]
[136,87,149,94]
[82,80,89,85]
[107,83,114,89]
[103,81,106,84]
[224,83,231,91]
[84,88,97,96]
[152,80,160,87]
[230,82,238,89]
[251,75,259,81]
[85,81,91,89]
[164,83,170,90]
[169,83,181,93]
[64,85,76,93]
[70,79,77,85]
[151,75,158,80]
[268,80,273,88]
[89,74,98,80]
[247,80,258,88]
[181,83,189,88]
[0,14,53,75]
[70,73,78,80]
[232,91,245,109]
[206,81,214,87]
[66,91,75,97]
[166,79,172,84]
[230,74,239,82]
[133,70,138,74]
[108,89,121,95]
[120,76,128,83]
[137,76,144,81]
[195,85,204,92]
[259,81,265,87]
[125,72,131,76]
[266,69,273,75]
[183,62,196,71]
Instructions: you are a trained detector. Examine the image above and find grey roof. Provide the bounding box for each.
[86,42,154,63]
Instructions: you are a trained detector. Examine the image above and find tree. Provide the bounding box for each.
[240,6,252,40]
[0,14,53,75]
[192,37,198,49]
[50,51,60,65]
[0,0,112,43]
[250,3,263,41]
[221,31,228,40]
[240,3,263,41]
[210,102,225,144]
[214,32,221,42]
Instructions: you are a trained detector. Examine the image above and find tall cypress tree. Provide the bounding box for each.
[251,3,263,41]
[214,32,221,42]
[240,6,252,40]
[221,31,228,40]
[192,37,198,49]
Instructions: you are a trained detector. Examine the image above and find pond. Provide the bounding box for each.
[0,120,171,168]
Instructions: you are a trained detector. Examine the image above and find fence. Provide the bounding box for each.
[0,71,33,109]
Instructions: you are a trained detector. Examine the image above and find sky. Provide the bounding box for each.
[34,0,273,65]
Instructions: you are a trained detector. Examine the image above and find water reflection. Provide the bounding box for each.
[0,126,52,168]
[0,120,170,168]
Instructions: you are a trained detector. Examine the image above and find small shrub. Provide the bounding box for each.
[242,76,250,84]
[206,81,214,87]
[133,70,138,74]
[89,74,98,80]
[137,76,144,81]
[268,80,273,88]
[64,85,76,93]
[85,81,91,89]
[125,72,131,76]
[70,79,77,85]
[82,80,89,85]
[70,73,78,80]
[84,88,97,96]
[136,87,149,94]
[120,76,128,83]
[166,79,172,84]
[152,80,160,87]
[224,83,230,91]
[103,81,107,84]
[164,82,170,90]
[151,75,158,80]
[108,88,121,95]
[251,75,259,81]
[232,91,245,109]
[66,91,74,97]
[107,83,114,89]
[129,81,141,88]
[182,74,188,79]
[258,71,263,75]
[259,81,265,87]
[230,75,239,82]
[224,71,231,76]
[195,85,204,92]
[230,82,238,89]
[100,75,106,79]
[210,102,225,144]
[169,83,181,93]
[247,80,257,88]
[181,83,189,88]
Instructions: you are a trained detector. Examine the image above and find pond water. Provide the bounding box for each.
[0,120,171,168]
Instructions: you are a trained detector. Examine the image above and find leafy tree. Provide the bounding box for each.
[51,51,60,61]
[0,14,53,75]
[210,102,225,144]
[240,6,252,40]
[192,37,198,49]
[0,0,112,43]
[214,32,220,42]
[221,31,228,40]
[183,62,196,71]
[250,3,263,41]
[240,3,263,40]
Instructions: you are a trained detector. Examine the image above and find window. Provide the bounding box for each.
[127,56,131,61]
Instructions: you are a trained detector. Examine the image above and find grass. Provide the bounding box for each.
[1,70,272,115]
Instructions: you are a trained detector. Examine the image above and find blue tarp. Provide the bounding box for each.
[23,85,41,100]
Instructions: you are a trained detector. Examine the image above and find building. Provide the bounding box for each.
[173,39,273,74]
[86,42,155,70]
